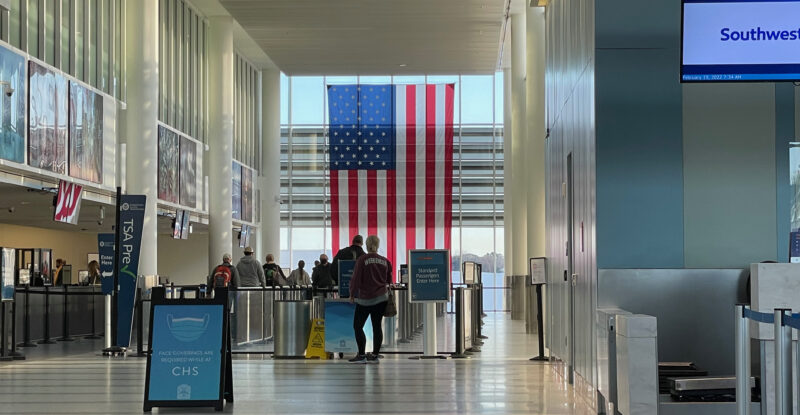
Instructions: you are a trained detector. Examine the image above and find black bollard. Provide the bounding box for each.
[58,285,74,341]
[18,287,36,348]
[85,287,101,339]
[136,288,145,357]
[9,295,25,359]
[0,302,12,361]
[38,286,55,344]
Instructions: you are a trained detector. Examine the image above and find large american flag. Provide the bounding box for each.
[328,84,455,276]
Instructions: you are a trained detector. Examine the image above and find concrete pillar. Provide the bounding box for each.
[124,0,159,276]
[510,13,528,277]
[503,67,513,279]
[526,7,546,259]
[207,16,235,271]
[259,68,281,260]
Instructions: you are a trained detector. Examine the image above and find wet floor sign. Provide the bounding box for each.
[305,318,328,360]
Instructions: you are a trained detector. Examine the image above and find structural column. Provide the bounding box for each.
[510,13,528,277]
[503,67,513,281]
[207,16,235,271]
[526,7,546,259]
[124,0,159,276]
[258,69,281,260]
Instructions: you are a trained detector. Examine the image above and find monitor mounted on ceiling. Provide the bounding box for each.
[681,0,800,82]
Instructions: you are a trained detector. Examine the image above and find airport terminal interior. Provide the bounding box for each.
[1,0,800,414]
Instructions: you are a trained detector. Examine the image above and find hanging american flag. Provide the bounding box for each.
[328,84,455,277]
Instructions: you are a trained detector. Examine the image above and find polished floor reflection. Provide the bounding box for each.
[0,314,593,414]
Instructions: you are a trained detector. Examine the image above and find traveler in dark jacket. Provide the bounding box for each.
[312,254,334,290]
[348,235,392,364]
[331,235,366,285]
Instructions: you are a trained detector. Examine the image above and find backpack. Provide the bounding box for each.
[264,267,276,285]
[213,265,232,288]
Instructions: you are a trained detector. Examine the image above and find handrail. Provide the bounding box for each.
[735,304,799,415]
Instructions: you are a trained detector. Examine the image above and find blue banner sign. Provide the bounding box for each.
[408,249,450,303]
[147,304,225,402]
[98,233,115,295]
[338,260,355,298]
[324,300,372,354]
[117,194,146,347]
[1,248,14,301]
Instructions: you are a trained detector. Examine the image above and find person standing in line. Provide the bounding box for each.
[208,253,240,291]
[348,235,392,364]
[235,247,265,287]
[312,254,334,290]
[52,258,65,285]
[263,254,288,286]
[287,260,311,286]
[86,260,101,285]
[331,235,366,285]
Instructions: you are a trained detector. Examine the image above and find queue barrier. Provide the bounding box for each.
[10,286,105,353]
[735,305,800,415]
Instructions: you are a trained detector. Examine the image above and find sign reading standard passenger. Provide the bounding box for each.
[408,249,450,303]
[681,0,800,82]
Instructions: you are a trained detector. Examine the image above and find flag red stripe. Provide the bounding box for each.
[348,169,359,242]
[405,85,416,253]
[425,84,436,249]
[330,171,340,255]
[367,169,378,237]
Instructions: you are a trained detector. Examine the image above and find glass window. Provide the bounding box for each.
[461,75,494,124]
[44,0,55,64]
[60,0,71,73]
[494,71,503,124]
[393,75,425,85]
[290,76,323,125]
[9,0,20,48]
[280,72,288,125]
[88,0,97,87]
[290,227,325,271]
[28,0,39,57]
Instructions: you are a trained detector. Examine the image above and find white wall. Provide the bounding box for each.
[157,233,210,285]
[0,223,98,283]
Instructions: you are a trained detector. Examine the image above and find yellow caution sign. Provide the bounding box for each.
[305,318,328,360]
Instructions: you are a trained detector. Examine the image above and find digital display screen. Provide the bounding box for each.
[682,0,800,82]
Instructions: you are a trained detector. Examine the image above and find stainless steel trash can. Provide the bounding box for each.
[273,300,311,358]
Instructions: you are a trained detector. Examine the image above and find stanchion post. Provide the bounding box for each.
[451,287,469,359]
[38,286,55,344]
[0,302,12,361]
[9,294,25,359]
[104,293,112,349]
[774,308,792,415]
[735,304,750,415]
[86,287,101,339]
[58,285,74,341]
[136,287,145,356]
[18,287,35,348]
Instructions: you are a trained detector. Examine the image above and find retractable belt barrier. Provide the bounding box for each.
[735,305,800,415]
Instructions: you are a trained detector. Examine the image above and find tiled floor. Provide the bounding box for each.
[0,314,593,414]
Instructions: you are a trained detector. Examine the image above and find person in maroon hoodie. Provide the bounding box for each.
[348,235,392,364]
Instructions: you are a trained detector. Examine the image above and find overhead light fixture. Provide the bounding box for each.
[399,64,407,67]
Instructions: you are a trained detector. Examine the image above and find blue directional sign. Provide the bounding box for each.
[338,260,355,298]
[408,249,450,303]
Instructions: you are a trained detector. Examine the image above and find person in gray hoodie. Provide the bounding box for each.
[235,246,266,287]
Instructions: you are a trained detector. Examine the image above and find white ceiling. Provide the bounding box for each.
[218,0,507,75]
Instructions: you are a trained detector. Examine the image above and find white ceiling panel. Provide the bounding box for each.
[219,0,506,75]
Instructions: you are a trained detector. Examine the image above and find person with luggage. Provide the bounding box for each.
[348,235,392,364]
[208,253,240,295]
[263,254,288,286]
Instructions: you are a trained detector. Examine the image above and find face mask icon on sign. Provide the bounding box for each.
[167,314,210,342]
[177,384,191,400]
